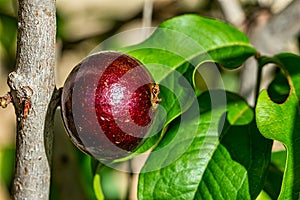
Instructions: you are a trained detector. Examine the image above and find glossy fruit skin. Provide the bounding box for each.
[61,51,160,161]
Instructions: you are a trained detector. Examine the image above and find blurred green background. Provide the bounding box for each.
[0,0,298,199]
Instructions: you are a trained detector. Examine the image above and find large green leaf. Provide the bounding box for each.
[121,14,256,127]
[116,15,256,158]
[256,53,300,199]
[138,91,271,199]
[220,118,272,198]
[262,150,287,199]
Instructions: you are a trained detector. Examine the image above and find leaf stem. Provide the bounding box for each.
[254,53,263,106]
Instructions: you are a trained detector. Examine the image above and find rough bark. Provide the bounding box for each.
[10,0,56,199]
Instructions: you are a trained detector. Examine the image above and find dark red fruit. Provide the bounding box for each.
[61,51,161,161]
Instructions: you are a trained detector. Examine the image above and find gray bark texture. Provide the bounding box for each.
[9,0,56,199]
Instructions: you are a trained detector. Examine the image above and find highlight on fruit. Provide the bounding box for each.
[61,51,161,161]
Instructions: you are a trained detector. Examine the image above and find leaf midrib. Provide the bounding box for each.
[128,42,255,83]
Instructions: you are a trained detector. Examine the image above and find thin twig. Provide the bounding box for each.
[142,0,153,38]
[254,54,263,106]
[0,93,12,108]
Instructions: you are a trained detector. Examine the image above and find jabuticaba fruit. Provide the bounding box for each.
[61,51,161,161]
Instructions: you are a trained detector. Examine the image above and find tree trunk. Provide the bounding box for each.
[10,0,56,199]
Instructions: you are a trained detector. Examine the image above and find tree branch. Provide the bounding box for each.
[10,0,56,199]
[217,0,245,26]
[251,0,300,54]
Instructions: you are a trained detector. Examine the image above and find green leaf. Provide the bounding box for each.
[263,150,287,199]
[256,190,272,200]
[221,118,272,199]
[0,146,15,190]
[0,14,17,69]
[263,164,283,199]
[256,53,300,199]
[121,14,256,126]
[138,91,271,199]
[93,163,129,200]
[224,93,254,125]
[271,150,286,172]
[78,154,97,199]
[116,15,256,157]
[93,164,105,200]
[219,94,273,199]
[267,71,290,104]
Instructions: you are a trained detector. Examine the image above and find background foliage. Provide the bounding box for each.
[1,0,299,199]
